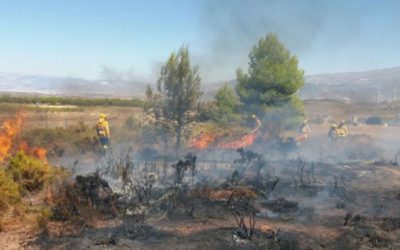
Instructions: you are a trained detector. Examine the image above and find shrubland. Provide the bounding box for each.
[0,151,64,232]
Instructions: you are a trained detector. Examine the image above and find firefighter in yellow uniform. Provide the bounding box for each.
[297,120,311,142]
[337,120,348,136]
[96,113,110,149]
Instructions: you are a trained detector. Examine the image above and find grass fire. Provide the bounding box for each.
[1,2,400,249]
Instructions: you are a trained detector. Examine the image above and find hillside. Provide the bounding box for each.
[0,73,148,98]
[300,67,400,103]
[1,66,400,103]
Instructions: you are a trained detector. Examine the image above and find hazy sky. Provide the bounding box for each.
[0,0,399,83]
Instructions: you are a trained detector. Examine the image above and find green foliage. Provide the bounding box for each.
[0,94,144,107]
[235,33,305,131]
[0,103,84,113]
[213,84,240,123]
[236,33,304,115]
[7,151,50,192]
[157,45,202,150]
[0,151,65,233]
[144,85,163,119]
[196,101,217,122]
[35,207,52,232]
[0,169,21,210]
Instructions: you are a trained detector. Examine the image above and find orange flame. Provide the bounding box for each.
[217,132,257,149]
[0,113,47,163]
[190,117,262,151]
[19,141,48,162]
[32,147,47,161]
[0,114,24,162]
[190,131,258,150]
[190,133,217,150]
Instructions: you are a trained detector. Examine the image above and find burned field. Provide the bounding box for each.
[3,0,400,248]
[1,33,400,249]
[0,102,400,250]
[23,134,400,250]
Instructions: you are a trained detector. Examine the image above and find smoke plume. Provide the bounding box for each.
[196,0,400,83]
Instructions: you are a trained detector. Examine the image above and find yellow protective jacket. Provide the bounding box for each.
[97,118,110,138]
[336,125,348,136]
[301,124,311,138]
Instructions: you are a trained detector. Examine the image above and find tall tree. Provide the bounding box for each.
[236,33,304,115]
[158,45,201,152]
[235,33,305,131]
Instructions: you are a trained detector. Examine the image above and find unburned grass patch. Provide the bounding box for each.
[22,122,99,157]
[0,152,67,233]
[7,151,51,192]
[0,168,21,211]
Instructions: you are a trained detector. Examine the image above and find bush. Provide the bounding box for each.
[196,101,218,122]
[36,208,52,233]
[0,152,65,233]
[7,151,50,192]
[212,84,241,123]
[0,169,20,210]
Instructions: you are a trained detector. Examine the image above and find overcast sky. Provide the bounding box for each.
[0,0,399,83]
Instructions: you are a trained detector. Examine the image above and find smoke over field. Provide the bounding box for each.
[0,98,399,249]
[1,1,400,249]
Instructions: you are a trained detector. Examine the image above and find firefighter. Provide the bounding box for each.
[300,119,311,139]
[337,120,348,136]
[96,113,110,149]
[328,120,348,141]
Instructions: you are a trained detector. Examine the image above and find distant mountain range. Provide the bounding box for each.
[1,66,400,102]
[0,73,147,98]
[300,67,400,103]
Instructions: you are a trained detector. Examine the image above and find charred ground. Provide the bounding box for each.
[0,100,399,249]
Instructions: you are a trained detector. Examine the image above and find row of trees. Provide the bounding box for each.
[0,95,144,107]
[147,33,305,152]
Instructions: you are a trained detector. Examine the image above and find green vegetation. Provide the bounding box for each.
[7,151,51,192]
[0,169,20,210]
[156,45,202,151]
[212,84,240,123]
[235,33,305,131]
[0,152,61,231]
[236,33,304,114]
[0,103,84,113]
[0,94,144,107]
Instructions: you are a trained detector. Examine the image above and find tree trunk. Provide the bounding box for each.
[175,116,183,156]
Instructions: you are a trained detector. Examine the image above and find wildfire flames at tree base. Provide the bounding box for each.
[190,131,258,150]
